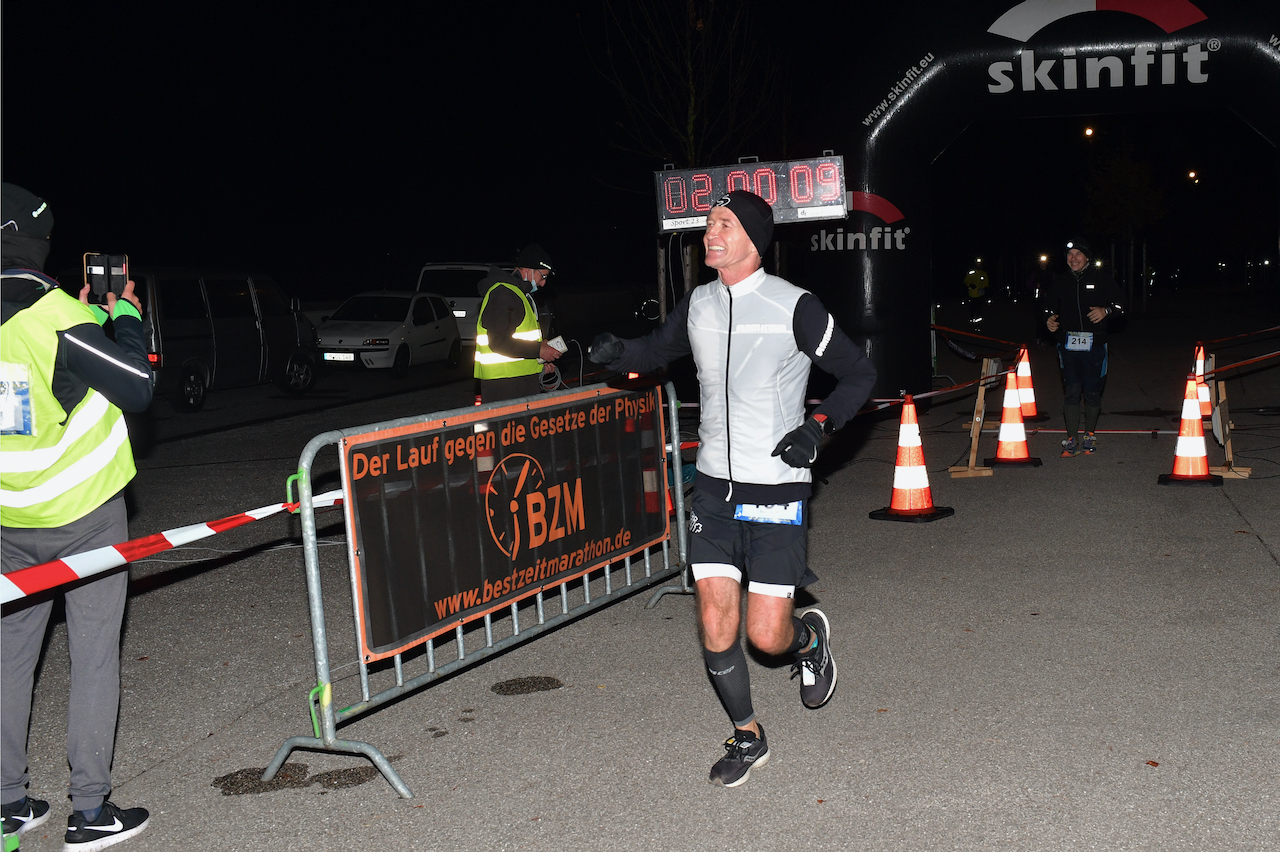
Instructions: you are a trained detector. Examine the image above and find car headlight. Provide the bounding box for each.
[363,338,389,346]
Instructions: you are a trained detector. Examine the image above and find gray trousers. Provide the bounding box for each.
[2,496,129,813]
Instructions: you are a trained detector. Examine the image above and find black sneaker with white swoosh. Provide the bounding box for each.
[2,796,51,837]
[64,801,150,851]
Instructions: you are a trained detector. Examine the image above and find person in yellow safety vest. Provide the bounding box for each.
[1,184,154,849]
[965,257,989,324]
[473,243,563,403]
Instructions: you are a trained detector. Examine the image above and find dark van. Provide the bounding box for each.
[130,268,317,412]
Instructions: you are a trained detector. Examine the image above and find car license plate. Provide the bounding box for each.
[324,352,355,362]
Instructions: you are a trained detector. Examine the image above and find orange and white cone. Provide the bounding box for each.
[870,395,954,522]
[638,408,666,513]
[1193,343,1212,418]
[475,424,497,495]
[1016,346,1048,422]
[1159,375,1223,486]
[985,371,1042,466]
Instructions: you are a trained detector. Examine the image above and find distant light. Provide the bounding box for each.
[1188,171,1196,179]
[975,258,982,264]
[1039,255,1047,262]
[1193,178,1200,184]
[1084,127,1094,136]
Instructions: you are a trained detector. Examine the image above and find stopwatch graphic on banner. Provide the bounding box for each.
[485,453,546,560]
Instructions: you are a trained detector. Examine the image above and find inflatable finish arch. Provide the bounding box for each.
[786,0,1280,398]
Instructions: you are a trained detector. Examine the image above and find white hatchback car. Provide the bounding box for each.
[316,290,461,378]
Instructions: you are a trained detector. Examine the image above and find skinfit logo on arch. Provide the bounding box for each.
[810,192,910,253]
[986,0,1213,94]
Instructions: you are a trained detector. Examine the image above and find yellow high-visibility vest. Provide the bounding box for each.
[474,282,542,380]
[1,286,136,528]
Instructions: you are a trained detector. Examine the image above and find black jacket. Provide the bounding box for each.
[1,269,153,417]
[476,266,541,360]
[1042,266,1124,347]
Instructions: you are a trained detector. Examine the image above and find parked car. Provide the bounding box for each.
[415,262,555,343]
[316,290,461,378]
[126,268,318,413]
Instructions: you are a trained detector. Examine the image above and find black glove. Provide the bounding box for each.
[771,416,829,468]
[588,332,625,365]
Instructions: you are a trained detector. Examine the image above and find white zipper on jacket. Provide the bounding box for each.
[723,284,733,503]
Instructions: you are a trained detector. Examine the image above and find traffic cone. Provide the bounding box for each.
[475,431,497,495]
[985,371,1042,466]
[1158,375,1223,486]
[1193,343,1212,417]
[870,395,954,522]
[639,408,663,513]
[1015,346,1049,422]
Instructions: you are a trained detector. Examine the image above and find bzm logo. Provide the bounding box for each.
[987,0,1213,94]
[811,191,909,253]
[485,453,585,559]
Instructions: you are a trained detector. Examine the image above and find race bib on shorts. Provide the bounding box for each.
[734,501,803,525]
[1065,331,1094,352]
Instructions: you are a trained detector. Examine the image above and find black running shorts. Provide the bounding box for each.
[686,488,816,598]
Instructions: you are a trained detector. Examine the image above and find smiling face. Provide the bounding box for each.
[1066,248,1088,272]
[703,206,760,285]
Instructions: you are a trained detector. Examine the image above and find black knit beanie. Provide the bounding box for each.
[712,191,774,256]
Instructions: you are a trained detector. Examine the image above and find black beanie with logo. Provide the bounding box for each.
[713,191,774,257]
[2,183,54,271]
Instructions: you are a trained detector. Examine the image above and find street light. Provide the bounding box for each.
[1085,127,1094,137]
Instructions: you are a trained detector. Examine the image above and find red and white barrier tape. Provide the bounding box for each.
[0,489,344,605]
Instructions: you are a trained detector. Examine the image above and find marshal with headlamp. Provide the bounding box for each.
[654,155,848,232]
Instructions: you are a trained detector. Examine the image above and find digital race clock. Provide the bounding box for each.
[654,155,847,232]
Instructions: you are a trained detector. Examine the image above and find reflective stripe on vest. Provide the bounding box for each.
[0,286,137,528]
[474,282,542,379]
[1,413,130,508]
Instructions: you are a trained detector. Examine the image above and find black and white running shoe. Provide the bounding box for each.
[2,796,50,838]
[64,801,150,851]
[793,608,837,708]
[708,726,770,788]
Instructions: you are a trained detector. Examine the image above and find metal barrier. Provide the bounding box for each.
[263,381,689,797]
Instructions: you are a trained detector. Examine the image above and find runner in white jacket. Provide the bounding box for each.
[589,191,875,788]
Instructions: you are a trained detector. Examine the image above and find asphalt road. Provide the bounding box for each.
[8,291,1280,851]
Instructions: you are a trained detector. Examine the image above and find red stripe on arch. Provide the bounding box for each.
[849,192,905,224]
[1097,0,1207,32]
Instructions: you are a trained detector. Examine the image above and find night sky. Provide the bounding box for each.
[4,1,1276,319]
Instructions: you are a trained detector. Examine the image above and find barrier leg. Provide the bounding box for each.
[646,382,693,608]
[262,736,413,799]
[1209,375,1251,478]
[950,357,997,478]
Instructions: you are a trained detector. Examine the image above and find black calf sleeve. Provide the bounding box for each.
[704,643,754,728]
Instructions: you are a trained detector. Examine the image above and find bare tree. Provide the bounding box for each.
[584,0,782,169]
[1085,142,1165,238]
[1085,140,1164,304]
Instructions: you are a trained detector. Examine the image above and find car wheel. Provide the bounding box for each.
[390,344,410,379]
[277,353,316,394]
[445,338,462,368]
[172,366,206,413]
